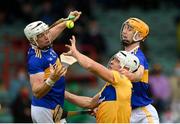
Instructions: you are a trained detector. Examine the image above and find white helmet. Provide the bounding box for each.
[109,51,140,72]
[24,21,49,45]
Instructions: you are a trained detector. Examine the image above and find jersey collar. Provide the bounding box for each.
[128,46,139,54]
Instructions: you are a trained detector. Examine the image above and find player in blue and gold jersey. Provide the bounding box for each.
[64,36,140,123]
[119,17,159,123]
[24,11,81,123]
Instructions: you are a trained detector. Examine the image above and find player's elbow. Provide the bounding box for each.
[131,67,144,82]
[130,75,142,82]
[33,92,44,99]
[33,93,41,99]
[133,72,144,82]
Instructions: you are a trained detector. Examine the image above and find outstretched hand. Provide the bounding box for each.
[64,35,78,57]
[69,11,82,22]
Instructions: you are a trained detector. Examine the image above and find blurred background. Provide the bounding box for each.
[0,0,180,123]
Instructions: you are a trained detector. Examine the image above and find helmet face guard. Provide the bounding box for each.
[24,21,49,47]
[120,18,149,47]
[107,51,140,73]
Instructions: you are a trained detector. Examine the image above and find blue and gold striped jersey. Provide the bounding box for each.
[96,71,132,123]
[27,47,66,109]
[131,48,153,109]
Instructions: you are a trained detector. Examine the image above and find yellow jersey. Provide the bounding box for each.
[96,70,132,123]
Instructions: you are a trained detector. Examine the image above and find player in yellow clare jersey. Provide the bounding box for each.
[64,36,140,123]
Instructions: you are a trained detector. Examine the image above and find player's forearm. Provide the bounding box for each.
[74,51,100,73]
[49,21,67,42]
[130,66,144,82]
[73,50,114,83]
[32,82,52,99]
[65,91,94,109]
[129,72,142,82]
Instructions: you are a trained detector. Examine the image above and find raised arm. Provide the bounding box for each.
[49,11,81,42]
[65,91,99,109]
[64,36,114,83]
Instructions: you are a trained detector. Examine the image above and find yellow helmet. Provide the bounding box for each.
[123,17,149,40]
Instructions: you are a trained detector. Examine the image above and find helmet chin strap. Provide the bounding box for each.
[122,31,142,48]
[32,43,52,50]
[122,40,141,50]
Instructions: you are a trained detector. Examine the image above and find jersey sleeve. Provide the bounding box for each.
[111,70,129,86]
[28,57,44,74]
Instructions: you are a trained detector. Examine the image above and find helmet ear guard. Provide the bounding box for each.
[29,37,38,46]
[133,31,144,42]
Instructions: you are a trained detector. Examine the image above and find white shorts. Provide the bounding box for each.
[130,104,159,123]
[31,105,66,123]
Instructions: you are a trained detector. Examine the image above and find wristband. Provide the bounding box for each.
[45,78,55,86]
